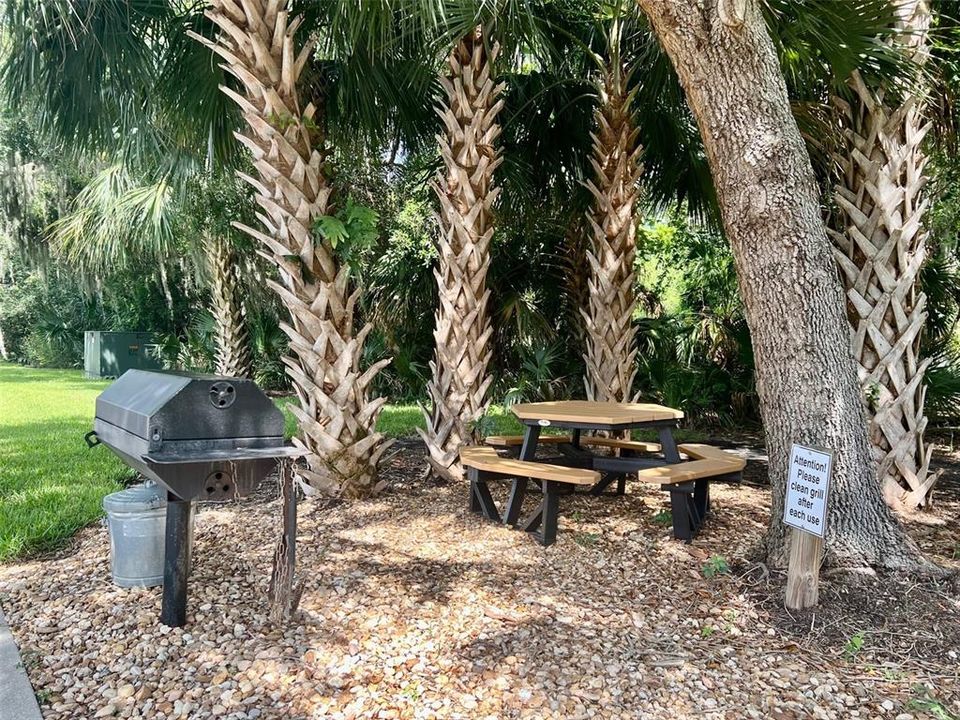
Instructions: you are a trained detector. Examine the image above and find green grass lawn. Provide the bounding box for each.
[273,396,525,439]
[0,364,129,562]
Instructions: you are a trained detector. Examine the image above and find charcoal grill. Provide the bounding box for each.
[86,370,301,627]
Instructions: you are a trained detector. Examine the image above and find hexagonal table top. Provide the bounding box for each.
[510,401,684,427]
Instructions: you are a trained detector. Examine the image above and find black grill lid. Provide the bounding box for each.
[95,370,284,441]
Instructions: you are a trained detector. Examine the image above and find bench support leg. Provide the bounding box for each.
[468,468,481,514]
[540,481,560,546]
[590,473,616,496]
[515,481,561,546]
[668,484,696,543]
[519,503,543,532]
[590,472,628,497]
[503,478,528,526]
[469,470,501,522]
[693,478,710,521]
[668,480,713,543]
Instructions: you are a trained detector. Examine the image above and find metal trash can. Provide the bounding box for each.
[102,482,170,587]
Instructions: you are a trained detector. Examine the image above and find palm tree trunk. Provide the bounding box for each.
[190,0,391,498]
[419,28,504,482]
[581,60,643,403]
[828,0,937,510]
[207,233,252,378]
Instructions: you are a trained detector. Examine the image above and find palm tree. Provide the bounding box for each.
[419,25,504,482]
[416,0,602,481]
[189,0,393,497]
[828,1,938,510]
[2,0,254,376]
[207,232,252,376]
[4,0,404,496]
[581,11,643,403]
[48,164,255,377]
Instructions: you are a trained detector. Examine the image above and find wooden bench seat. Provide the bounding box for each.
[637,458,740,484]
[678,443,747,470]
[460,447,598,485]
[581,437,660,452]
[484,435,570,448]
[460,446,599,546]
[484,434,661,454]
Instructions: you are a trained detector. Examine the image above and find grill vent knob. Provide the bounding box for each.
[204,470,234,498]
[209,382,237,409]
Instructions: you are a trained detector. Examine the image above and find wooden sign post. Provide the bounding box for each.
[783,444,833,610]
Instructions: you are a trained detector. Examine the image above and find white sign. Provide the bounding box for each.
[783,443,833,538]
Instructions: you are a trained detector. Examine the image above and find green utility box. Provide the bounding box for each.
[84,331,162,379]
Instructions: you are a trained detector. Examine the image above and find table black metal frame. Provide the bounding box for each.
[502,415,711,541]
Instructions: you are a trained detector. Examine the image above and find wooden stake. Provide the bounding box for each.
[785,527,823,610]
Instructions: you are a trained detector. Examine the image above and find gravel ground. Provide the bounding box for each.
[0,442,958,720]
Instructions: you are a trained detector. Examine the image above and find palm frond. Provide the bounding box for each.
[48,163,176,274]
[2,0,173,153]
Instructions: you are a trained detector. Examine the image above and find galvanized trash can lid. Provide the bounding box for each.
[102,482,166,514]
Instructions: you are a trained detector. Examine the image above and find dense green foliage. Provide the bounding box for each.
[2,0,960,431]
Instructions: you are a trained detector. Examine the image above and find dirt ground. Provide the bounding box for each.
[0,439,958,720]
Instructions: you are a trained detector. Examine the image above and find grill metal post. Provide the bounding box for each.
[268,462,300,623]
[161,495,193,627]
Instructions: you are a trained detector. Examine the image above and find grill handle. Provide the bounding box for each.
[84,430,101,449]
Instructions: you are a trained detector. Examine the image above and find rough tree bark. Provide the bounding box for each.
[829,0,938,510]
[582,56,643,403]
[190,0,392,499]
[635,0,926,568]
[207,233,252,378]
[419,28,503,482]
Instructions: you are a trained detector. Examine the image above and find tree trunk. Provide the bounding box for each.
[635,0,927,569]
[829,0,938,510]
[190,1,392,499]
[158,262,175,317]
[419,28,503,482]
[581,58,643,403]
[207,233,252,378]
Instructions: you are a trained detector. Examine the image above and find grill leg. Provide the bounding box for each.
[161,495,193,628]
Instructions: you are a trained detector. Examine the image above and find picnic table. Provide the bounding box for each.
[510,399,684,462]
[504,400,683,510]
[461,400,745,545]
